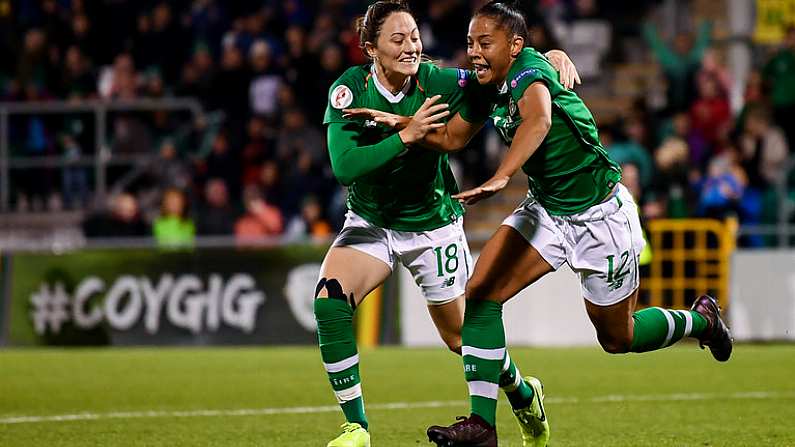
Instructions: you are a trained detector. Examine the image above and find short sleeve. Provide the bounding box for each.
[459,70,495,123]
[427,66,493,124]
[508,65,547,103]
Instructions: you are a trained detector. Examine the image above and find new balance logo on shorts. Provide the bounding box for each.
[441,277,456,288]
[606,251,631,291]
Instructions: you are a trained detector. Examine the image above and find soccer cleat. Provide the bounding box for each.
[327,422,370,447]
[427,414,497,447]
[691,295,733,362]
[512,376,550,447]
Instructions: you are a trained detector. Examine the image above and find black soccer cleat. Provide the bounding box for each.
[691,294,733,362]
[427,414,497,447]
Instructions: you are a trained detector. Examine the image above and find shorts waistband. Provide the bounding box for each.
[551,185,627,223]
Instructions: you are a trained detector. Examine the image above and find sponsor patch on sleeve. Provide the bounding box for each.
[510,68,538,89]
[457,68,468,87]
[330,85,353,109]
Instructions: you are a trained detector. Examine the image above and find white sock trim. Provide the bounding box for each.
[334,383,362,403]
[659,308,676,348]
[462,346,506,361]
[678,310,693,338]
[324,354,359,373]
[501,353,511,373]
[468,381,499,400]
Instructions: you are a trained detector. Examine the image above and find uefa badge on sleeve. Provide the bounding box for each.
[331,85,353,109]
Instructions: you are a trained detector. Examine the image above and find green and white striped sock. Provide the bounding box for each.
[630,307,708,352]
[315,298,368,430]
[499,352,534,409]
[462,300,505,427]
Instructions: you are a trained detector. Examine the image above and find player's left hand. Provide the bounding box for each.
[545,50,581,90]
[343,107,408,129]
[452,175,510,205]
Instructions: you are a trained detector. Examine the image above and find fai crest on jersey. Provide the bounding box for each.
[457,68,468,87]
[331,85,353,109]
[509,97,517,115]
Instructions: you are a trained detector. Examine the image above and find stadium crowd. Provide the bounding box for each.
[1,0,792,246]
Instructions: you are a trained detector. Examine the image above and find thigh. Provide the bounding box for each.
[397,218,472,304]
[318,246,392,307]
[584,288,638,344]
[467,225,554,304]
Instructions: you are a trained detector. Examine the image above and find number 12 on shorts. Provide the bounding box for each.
[434,243,459,277]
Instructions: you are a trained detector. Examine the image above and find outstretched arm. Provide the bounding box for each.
[329,95,449,185]
[453,82,552,205]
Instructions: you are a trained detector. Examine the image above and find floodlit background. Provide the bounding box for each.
[0,0,793,446]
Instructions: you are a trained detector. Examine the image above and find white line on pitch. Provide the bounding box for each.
[1,391,794,425]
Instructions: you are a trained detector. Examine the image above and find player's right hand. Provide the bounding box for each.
[398,95,449,144]
[343,107,408,129]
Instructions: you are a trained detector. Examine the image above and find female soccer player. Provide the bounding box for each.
[413,2,734,446]
[316,1,579,446]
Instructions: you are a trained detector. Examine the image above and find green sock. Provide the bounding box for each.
[630,307,708,352]
[462,300,505,427]
[499,352,534,409]
[314,298,368,430]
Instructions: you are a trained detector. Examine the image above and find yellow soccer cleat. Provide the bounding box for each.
[327,422,371,447]
[512,376,550,447]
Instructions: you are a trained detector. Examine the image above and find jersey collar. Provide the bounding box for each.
[370,65,412,103]
[497,80,508,95]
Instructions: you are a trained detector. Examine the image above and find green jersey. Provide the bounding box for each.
[324,62,490,231]
[490,48,621,215]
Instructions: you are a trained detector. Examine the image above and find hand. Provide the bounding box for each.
[398,95,449,144]
[343,107,408,129]
[545,50,581,90]
[452,175,510,205]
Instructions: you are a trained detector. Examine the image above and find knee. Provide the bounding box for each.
[465,278,491,303]
[598,334,632,354]
[314,277,355,318]
[444,337,462,355]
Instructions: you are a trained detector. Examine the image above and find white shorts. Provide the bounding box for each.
[503,184,646,306]
[332,211,472,304]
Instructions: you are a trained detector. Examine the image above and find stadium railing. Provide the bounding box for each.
[0,98,205,212]
[640,217,738,311]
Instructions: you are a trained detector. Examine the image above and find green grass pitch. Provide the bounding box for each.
[1,344,794,446]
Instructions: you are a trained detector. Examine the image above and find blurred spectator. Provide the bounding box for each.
[653,136,693,217]
[153,188,195,247]
[209,43,249,126]
[61,45,95,97]
[696,48,731,96]
[82,193,148,237]
[235,185,284,241]
[98,52,137,99]
[693,150,746,219]
[667,112,708,168]
[644,21,712,113]
[738,106,789,188]
[150,140,191,191]
[196,178,237,236]
[604,120,654,188]
[276,108,324,164]
[763,25,795,149]
[241,116,274,187]
[285,195,333,241]
[620,162,643,201]
[248,39,282,118]
[60,134,89,209]
[202,132,240,196]
[689,74,731,149]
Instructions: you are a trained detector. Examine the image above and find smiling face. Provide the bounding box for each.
[366,11,421,78]
[467,15,523,85]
